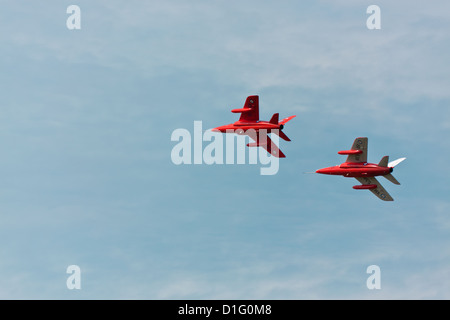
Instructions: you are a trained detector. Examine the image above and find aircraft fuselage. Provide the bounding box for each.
[316,162,392,178]
[212,121,283,134]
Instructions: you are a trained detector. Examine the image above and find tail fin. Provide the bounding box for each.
[378,156,389,167]
[269,113,279,124]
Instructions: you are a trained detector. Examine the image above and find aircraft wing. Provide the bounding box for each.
[355,176,394,201]
[346,137,368,163]
[246,130,285,158]
[232,95,259,122]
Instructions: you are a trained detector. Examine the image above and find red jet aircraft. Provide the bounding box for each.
[212,95,296,158]
[315,137,406,201]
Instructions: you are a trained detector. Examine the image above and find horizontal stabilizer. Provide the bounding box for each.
[383,173,400,185]
[388,157,406,168]
[279,115,296,125]
[273,129,291,141]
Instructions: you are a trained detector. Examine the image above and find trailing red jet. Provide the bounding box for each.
[212,95,296,158]
[315,137,406,201]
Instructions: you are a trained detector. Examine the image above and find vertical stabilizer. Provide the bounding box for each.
[269,113,279,124]
[378,156,389,167]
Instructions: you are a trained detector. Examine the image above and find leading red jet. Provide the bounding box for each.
[315,137,406,201]
[212,95,296,158]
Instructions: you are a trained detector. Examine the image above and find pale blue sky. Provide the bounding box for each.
[0,0,449,299]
